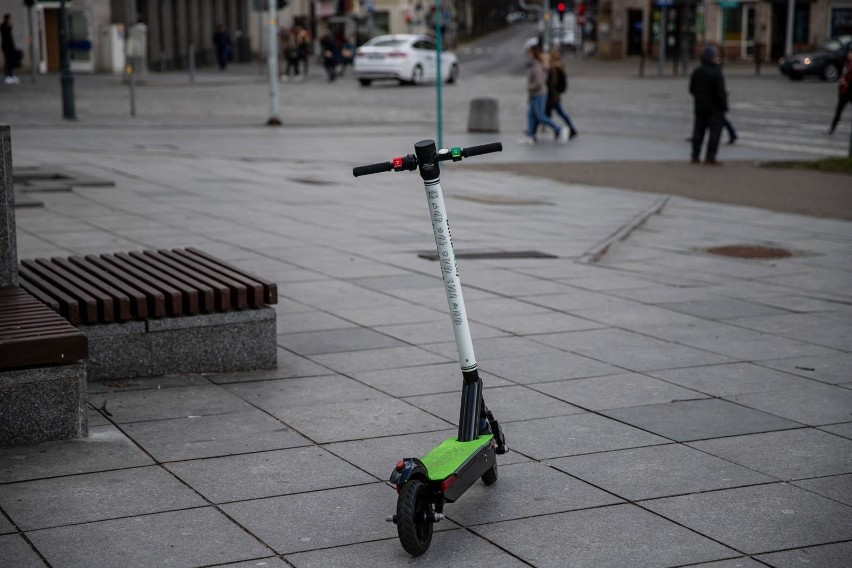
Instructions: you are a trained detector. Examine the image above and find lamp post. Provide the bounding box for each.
[58,0,76,119]
[266,0,281,126]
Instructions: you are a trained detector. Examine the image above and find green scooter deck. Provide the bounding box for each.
[421,434,493,481]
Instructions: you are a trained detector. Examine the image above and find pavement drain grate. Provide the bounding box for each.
[452,194,553,206]
[702,244,793,259]
[418,250,558,261]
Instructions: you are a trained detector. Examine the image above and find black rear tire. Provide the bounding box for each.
[482,462,498,485]
[396,479,433,556]
[359,78,372,86]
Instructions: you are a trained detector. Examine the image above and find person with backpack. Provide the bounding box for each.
[546,48,578,139]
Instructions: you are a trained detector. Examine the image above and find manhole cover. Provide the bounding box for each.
[703,245,793,259]
[418,250,557,261]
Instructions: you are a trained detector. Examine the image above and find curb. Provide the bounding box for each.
[578,194,670,263]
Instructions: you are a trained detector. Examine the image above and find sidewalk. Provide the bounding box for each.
[1,68,851,567]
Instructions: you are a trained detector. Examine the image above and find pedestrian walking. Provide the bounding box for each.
[212,24,232,71]
[281,31,301,81]
[689,45,728,164]
[297,29,311,77]
[518,44,568,145]
[546,48,578,140]
[338,35,355,78]
[1,13,21,85]
[723,115,737,144]
[827,50,852,135]
[320,29,339,82]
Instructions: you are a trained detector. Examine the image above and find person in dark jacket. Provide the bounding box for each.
[212,24,232,71]
[827,50,852,135]
[1,13,20,85]
[689,45,728,164]
[320,29,340,82]
[546,48,578,139]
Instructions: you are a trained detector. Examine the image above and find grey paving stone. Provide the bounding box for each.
[447,461,622,525]
[690,428,852,481]
[27,507,271,568]
[725,383,852,426]
[534,328,733,372]
[223,375,385,412]
[284,529,529,568]
[213,558,290,568]
[477,351,624,384]
[549,443,774,501]
[758,353,852,385]
[0,513,14,534]
[87,408,110,427]
[88,384,255,424]
[570,302,707,329]
[122,410,311,461]
[333,304,448,327]
[272,397,453,444]
[0,533,47,567]
[508,413,669,460]
[688,559,765,568]
[166,446,375,503]
[405,385,584,424]
[792,474,852,506]
[0,425,153,483]
[643,483,852,554]
[373,319,506,345]
[311,345,450,373]
[756,542,852,568]
[732,313,852,351]
[532,373,707,410]
[276,327,404,356]
[649,363,819,397]
[474,503,737,567]
[0,466,206,531]
[478,311,607,335]
[602,399,803,442]
[223,482,454,554]
[351,362,511,397]
[660,298,790,320]
[424,335,566,363]
[205,351,331,383]
[87,374,212,394]
[276,310,356,334]
[820,422,852,439]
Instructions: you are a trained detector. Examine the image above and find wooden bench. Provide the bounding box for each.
[15,247,279,381]
[0,287,89,445]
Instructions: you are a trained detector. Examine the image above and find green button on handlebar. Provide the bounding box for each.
[451,147,462,161]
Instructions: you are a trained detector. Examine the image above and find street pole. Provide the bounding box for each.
[543,0,551,50]
[58,0,76,119]
[784,0,794,57]
[188,43,196,83]
[258,6,264,74]
[435,0,443,148]
[658,5,667,77]
[26,2,36,83]
[266,0,281,126]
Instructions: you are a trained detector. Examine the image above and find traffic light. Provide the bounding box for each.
[556,3,566,22]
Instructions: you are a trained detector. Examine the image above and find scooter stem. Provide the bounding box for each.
[414,140,482,443]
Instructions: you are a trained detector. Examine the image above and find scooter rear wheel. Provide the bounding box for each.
[482,462,498,485]
[396,479,434,556]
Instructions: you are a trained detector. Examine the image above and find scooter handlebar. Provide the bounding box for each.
[462,142,503,158]
[353,161,393,177]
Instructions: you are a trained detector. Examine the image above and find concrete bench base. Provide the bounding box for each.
[80,307,277,381]
[0,362,88,446]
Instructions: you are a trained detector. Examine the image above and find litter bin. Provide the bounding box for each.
[468,98,499,133]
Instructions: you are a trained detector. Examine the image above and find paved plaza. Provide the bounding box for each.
[1,41,851,567]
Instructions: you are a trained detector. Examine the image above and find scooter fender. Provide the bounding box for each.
[390,457,429,490]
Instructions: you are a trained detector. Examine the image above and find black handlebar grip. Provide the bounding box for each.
[463,142,503,158]
[353,161,393,177]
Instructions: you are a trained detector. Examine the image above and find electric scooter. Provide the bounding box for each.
[353,140,508,556]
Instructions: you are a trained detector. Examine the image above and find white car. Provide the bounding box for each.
[354,34,459,87]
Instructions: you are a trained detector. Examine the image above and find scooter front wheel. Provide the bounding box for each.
[482,462,498,485]
[396,479,434,556]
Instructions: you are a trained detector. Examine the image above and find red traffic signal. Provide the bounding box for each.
[557,2,566,13]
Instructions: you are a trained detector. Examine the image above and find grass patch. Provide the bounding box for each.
[762,157,852,174]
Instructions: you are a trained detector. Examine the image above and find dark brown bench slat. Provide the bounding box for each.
[173,250,257,307]
[34,258,114,323]
[68,256,152,319]
[18,271,82,325]
[0,288,87,369]
[84,255,172,317]
[186,248,278,305]
[51,257,133,321]
[136,250,226,312]
[156,249,246,309]
[117,252,201,314]
[99,254,184,316]
[20,260,100,324]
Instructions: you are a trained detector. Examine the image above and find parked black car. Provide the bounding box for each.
[779,36,852,81]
